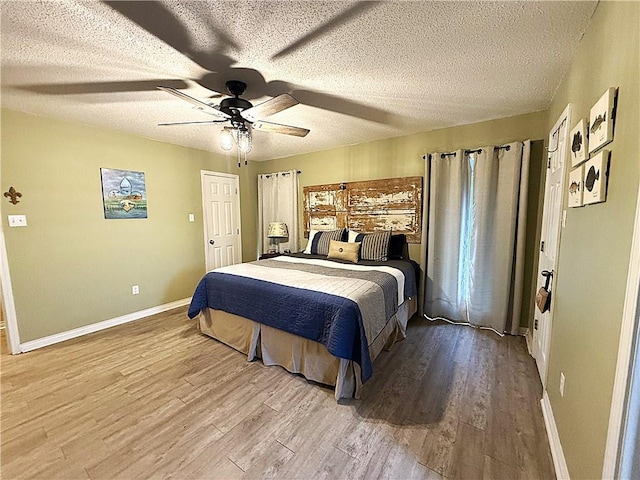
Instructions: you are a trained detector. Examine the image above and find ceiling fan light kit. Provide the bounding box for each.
[157,80,309,165]
[220,127,235,151]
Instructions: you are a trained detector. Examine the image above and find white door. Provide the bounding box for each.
[533,104,571,387]
[201,171,242,271]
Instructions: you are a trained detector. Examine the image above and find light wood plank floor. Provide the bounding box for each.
[1,307,555,479]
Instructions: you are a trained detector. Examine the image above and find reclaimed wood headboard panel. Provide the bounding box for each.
[303,176,423,243]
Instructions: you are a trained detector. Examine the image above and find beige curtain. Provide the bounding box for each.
[424,141,531,335]
[424,150,469,321]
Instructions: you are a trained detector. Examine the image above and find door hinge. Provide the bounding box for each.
[547,159,551,169]
[235,188,238,194]
[540,241,545,252]
[237,228,239,234]
[534,319,539,330]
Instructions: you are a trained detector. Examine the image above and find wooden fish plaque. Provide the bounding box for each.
[303,176,423,243]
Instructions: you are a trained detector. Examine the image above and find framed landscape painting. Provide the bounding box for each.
[101,168,148,219]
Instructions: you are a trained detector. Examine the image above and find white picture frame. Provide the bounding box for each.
[569,119,588,167]
[568,166,584,208]
[583,150,610,205]
[589,88,616,154]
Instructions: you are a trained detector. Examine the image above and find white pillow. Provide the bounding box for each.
[303,229,320,254]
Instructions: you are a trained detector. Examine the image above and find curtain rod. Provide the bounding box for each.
[422,144,513,160]
[260,170,301,178]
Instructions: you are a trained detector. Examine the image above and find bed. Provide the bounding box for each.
[187,236,418,400]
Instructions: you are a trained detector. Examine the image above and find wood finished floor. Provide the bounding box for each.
[0,307,555,480]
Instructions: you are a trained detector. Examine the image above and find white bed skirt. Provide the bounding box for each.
[197,297,416,400]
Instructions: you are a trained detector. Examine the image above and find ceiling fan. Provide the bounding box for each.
[157,80,309,162]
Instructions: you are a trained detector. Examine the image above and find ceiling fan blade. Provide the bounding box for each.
[252,121,310,137]
[157,86,230,119]
[242,94,298,122]
[158,120,227,126]
[271,2,381,59]
[15,79,188,95]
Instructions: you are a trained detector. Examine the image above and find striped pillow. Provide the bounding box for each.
[303,229,346,256]
[347,230,392,261]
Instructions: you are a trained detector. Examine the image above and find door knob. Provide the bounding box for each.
[209,240,215,245]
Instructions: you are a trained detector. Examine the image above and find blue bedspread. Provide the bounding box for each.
[189,271,373,381]
[188,256,413,383]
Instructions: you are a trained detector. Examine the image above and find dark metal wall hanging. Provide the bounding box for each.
[3,187,22,205]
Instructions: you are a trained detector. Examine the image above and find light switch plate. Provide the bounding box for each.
[8,215,27,227]
[189,213,195,222]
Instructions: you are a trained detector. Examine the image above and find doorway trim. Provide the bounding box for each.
[0,223,21,354]
[602,180,640,478]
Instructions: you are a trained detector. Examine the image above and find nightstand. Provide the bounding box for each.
[259,252,282,260]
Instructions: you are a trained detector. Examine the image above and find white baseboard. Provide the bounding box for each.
[19,298,191,353]
[541,390,570,479]
[523,328,533,356]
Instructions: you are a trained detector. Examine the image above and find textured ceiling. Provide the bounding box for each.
[1,1,597,161]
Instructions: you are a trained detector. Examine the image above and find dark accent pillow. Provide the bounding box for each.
[347,230,391,261]
[303,228,346,256]
[389,234,407,260]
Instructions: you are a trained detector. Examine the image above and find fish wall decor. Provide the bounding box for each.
[582,150,610,205]
[568,166,584,208]
[589,87,616,154]
[585,166,599,192]
[569,119,588,167]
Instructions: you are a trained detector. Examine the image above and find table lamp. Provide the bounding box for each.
[267,222,288,253]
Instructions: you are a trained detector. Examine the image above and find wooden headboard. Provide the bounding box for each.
[303,176,423,243]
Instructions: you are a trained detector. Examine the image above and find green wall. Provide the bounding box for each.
[1,109,258,342]
[258,111,548,328]
[545,2,640,478]
[0,107,547,343]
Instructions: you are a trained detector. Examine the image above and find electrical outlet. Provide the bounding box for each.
[8,215,27,227]
[560,372,566,397]
[132,285,139,295]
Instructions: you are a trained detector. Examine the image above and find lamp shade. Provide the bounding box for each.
[237,129,252,153]
[267,222,288,238]
[220,128,234,151]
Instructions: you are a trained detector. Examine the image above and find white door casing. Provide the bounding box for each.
[0,222,21,354]
[201,171,242,271]
[602,179,640,478]
[533,104,571,387]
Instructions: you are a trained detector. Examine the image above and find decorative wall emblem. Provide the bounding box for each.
[3,187,22,205]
